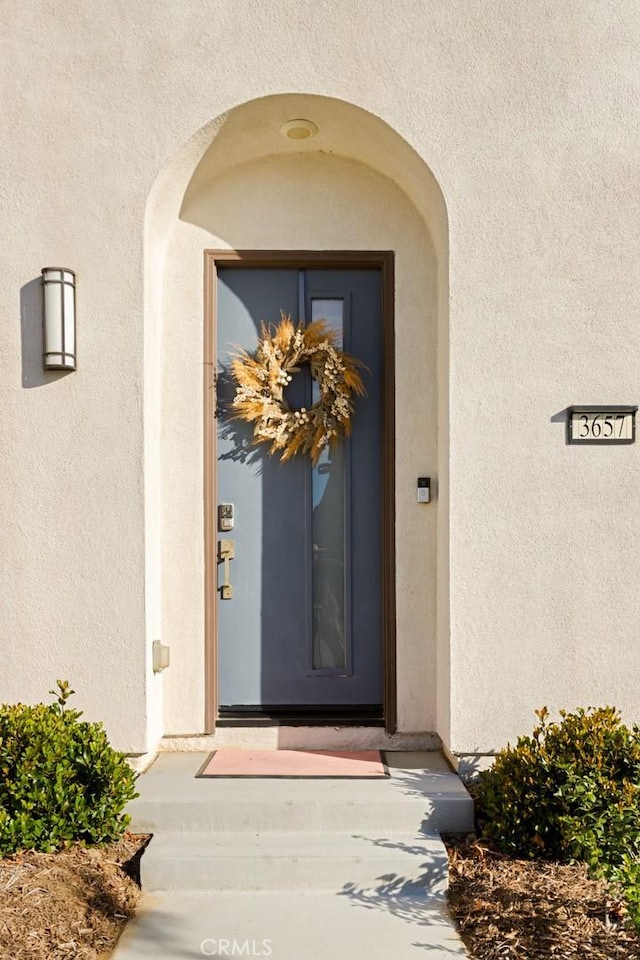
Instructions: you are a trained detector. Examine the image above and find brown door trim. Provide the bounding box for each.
[203,250,397,733]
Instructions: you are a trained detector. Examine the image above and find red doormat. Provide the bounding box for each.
[197,749,389,779]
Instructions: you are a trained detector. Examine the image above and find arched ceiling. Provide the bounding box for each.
[176,94,448,252]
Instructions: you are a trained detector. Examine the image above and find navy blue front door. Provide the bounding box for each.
[215,266,382,711]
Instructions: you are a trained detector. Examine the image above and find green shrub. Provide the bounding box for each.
[476,706,640,929]
[0,681,138,855]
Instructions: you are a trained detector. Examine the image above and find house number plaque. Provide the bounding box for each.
[568,406,637,445]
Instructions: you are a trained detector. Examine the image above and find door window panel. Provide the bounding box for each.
[309,297,351,674]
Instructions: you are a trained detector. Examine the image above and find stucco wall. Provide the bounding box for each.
[2,1,640,753]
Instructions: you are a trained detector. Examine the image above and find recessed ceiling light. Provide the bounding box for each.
[280,119,319,140]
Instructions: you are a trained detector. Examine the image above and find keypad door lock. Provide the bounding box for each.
[218,503,234,531]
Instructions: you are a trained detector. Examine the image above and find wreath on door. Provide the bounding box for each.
[230,312,366,465]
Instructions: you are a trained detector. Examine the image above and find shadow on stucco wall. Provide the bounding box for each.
[20,277,71,389]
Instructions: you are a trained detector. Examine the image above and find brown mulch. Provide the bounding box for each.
[0,834,148,960]
[446,836,640,960]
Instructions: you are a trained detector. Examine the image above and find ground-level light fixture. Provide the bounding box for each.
[41,267,76,370]
[280,119,318,141]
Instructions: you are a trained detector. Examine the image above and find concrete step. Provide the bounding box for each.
[114,751,472,959]
[160,728,441,751]
[113,889,470,960]
[129,794,472,835]
[127,751,474,836]
[141,830,449,893]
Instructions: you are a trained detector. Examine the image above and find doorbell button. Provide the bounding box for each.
[417,478,431,503]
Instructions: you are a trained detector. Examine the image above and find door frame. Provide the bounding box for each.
[203,250,397,732]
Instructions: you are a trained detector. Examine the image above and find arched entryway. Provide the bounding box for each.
[144,94,450,742]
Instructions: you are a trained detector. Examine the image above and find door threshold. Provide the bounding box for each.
[218,705,384,727]
[216,716,385,728]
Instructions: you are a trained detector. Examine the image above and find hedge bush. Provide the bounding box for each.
[0,681,138,855]
[476,706,640,929]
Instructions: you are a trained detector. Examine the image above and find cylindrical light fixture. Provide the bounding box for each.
[41,267,76,370]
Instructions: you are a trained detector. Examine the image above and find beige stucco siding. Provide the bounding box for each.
[1,2,639,753]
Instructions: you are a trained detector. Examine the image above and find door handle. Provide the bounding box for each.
[218,539,235,600]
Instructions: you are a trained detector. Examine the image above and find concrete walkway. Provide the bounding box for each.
[114,751,473,959]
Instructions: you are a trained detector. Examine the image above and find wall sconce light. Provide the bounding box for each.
[41,267,76,370]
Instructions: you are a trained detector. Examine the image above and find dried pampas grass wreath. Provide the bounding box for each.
[230,312,366,465]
